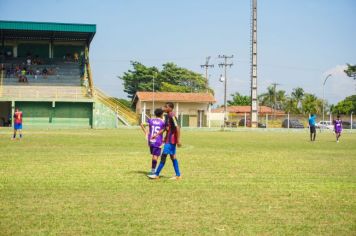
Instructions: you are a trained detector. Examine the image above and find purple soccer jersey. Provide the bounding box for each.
[147,118,165,147]
[334,119,342,133]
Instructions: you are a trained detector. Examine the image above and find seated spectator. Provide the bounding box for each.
[6,50,12,58]
[42,67,48,79]
[74,52,79,62]
[19,68,28,83]
[35,68,40,79]
[21,68,26,77]
[48,68,55,75]
[26,57,31,66]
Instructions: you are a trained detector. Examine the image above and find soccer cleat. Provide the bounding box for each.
[147,174,159,179]
[169,176,182,180]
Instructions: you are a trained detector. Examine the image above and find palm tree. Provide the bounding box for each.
[291,87,304,113]
[302,93,319,115]
[258,85,275,107]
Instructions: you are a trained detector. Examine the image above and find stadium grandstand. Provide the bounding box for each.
[0,20,138,128]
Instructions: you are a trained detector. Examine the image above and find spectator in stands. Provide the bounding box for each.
[42,67,48,79]
[26,57,31,66]
[20,68,28,83]
[35,68,40,79]
[6,50,12,58]
[74,52,79,62]
[33,55,40,65]
[48,67,56,76]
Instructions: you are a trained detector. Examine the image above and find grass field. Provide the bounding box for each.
[0,128,355,235]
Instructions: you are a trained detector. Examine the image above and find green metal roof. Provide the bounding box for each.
[0,20,96,42]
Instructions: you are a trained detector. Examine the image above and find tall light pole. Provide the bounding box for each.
[152,72,157,114]
[218,55,234,127]
[250,0,258,128]
[322,74,332,123]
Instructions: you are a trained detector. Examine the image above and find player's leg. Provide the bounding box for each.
[310,129,313,141]
[169,144,181,179]
[148,145,168,179]
[19,128,22,139]
[337,132,341,142]
[313,129,316,141]
[155,154,167,176]
[12,128,17,140]
[170,154,181,179]
[12,124,17,140]
[151,156,158,174]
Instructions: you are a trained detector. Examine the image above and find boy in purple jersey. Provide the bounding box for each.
[148,102,182,180]
[141,108,165,174]
[333,115,343,143]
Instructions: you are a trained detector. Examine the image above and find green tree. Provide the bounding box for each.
[160,62,209,93]
[119,61,212,99]
[302,93,323,115]
[332,95,356,115]
[290,87,304,113]
[119,61,159,99]
[344,64,356,80]
[258,86,286,110]
[284,97,298,113]
[258,86,275,107]
[227,92,251,106]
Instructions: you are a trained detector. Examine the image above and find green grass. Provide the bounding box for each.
[0,128,355,235]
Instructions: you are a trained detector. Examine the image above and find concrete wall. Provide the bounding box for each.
[14,101,93,128]
[92,100,117,129]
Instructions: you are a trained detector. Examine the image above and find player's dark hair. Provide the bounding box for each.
[337,115,340,118]
[154,108,164,117]
[166,102,174,109]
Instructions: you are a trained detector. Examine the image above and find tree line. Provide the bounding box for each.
[119,62,355,114]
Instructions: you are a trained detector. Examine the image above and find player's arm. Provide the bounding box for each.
[140,123,148,136]
[151,127,165,139]
[173,116,182,147]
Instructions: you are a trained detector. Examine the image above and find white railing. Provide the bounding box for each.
[0,86,89,100]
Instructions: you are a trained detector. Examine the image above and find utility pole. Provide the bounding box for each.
[271,82,280,119]
[200,56,214,91]
[250,0,258,128]
[218,55,234,127]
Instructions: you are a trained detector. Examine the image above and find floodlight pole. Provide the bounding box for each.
[322,74,332,126]
[250,0,258,128]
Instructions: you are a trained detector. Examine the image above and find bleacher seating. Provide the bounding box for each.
[2,58,82,86]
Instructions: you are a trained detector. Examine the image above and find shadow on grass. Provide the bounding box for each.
[128,170,169,179]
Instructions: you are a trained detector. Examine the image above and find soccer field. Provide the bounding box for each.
[0,128,355,235]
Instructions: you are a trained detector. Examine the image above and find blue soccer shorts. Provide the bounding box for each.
[162,143,176,155]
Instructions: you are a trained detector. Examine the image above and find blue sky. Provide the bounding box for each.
[1,0,355,105]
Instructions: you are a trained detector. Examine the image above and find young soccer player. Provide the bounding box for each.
[141,108,165,174]
[12,108,23,140]
[308,114,316,141]
[148,102,182,180]
[333,115,342,143]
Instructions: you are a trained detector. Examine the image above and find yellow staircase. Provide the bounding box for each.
[84,47,138,126]
[94,87,139,126]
